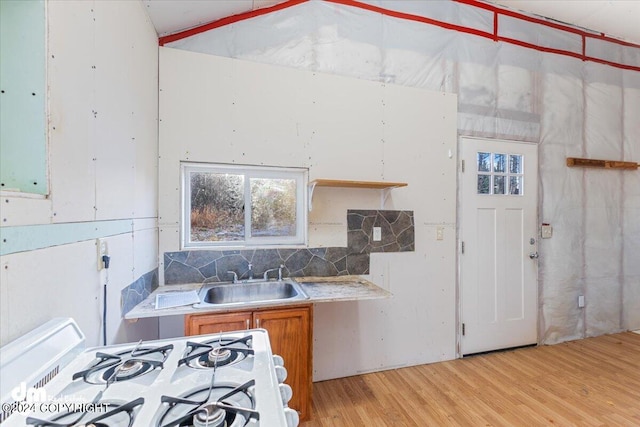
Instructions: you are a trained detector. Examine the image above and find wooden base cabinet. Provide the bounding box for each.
[185,305,313,421]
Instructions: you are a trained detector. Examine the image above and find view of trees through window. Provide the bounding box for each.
[189,172,297,243]
[190,172,245,242]
[250,178,297,237]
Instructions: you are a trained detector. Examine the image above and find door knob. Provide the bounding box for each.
[529,252,539,259]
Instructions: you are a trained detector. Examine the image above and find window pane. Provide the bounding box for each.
[509,155,523,174]
[250,178,297,237]
[509,176,523,195]
[493,175,506,194]
[190,172,244,242]
[477,152,491,172]
[477,175,491,194]
[493,153,506,173]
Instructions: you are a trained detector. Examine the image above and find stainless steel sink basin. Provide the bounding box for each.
[193,279,309,308]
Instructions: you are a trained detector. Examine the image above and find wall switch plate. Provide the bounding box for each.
[578,295,585,308]
[373,227,382,241]
[97,239,109,270]
[541,224,553,239]
[436,226,444,241]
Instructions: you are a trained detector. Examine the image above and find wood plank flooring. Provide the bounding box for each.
[301,332,640,426]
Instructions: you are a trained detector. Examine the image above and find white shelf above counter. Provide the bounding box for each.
[308,179,408,211]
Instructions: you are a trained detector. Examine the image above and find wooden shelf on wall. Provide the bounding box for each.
[309,179,408,190]
[308,179,408,211]
[566,157,639,170]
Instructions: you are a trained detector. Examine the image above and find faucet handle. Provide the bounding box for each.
[227,271,238,284]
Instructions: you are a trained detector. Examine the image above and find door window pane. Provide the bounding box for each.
[493,154,506,173]
[493,175,506,195]
[250,178,297,237]
[509,176,523,195]
[477,152,491,172]
[478,175,491,194]
[190,172,245,242]
[509,155,523,174]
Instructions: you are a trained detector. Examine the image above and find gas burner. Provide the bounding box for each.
[154,379,259,427]
[179,336,254,369]
[25,397,144,427]
[73,344,173,384]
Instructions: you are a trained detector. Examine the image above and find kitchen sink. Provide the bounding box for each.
[193,278,309,308]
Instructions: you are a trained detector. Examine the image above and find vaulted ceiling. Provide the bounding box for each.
[142,0,640,45]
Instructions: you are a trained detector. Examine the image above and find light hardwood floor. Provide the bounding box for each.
[301,332,640,426]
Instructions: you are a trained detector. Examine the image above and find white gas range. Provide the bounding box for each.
[0,319,299,427]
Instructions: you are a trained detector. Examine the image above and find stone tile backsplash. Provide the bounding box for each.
[164,209,414,285]
[347,210,415,253]
[121,268,159,316]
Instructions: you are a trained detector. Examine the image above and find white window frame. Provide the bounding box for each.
[181,162,308,249]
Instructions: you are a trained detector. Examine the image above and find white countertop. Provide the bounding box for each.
[124,275,392,320]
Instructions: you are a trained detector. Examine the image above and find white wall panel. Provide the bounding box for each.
[48,1,96,223]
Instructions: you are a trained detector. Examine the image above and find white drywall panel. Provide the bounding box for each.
[48,0,96,223]
[305,74,384,180]
[2,240,110,347]
[0,232,158,348]
[47,0,158,223]
[159,50,458,377]
[132,218,159,278]
[0,196,51,227]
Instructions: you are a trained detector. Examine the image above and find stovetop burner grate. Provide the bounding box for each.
[72,343,173,385]
[155,376,259,427]
[179,336,254,369]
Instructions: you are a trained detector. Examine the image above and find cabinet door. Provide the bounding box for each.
[254,306,312,421]
[185,312,251,336]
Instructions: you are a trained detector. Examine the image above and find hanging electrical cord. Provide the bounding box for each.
[102,255,111,346]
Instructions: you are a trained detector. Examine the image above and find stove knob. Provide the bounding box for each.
[275,365,288,383]
[283,408,300,427]
[279,383,293,405]
[273,354,285,366]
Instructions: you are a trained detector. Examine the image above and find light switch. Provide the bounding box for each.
[541,224,553,239]
[373,227,382,241]
[436,226,444,241]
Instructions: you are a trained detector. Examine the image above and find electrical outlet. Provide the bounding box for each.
[436,226,444,241]
[373,227,382,241]
[97,239,109,270]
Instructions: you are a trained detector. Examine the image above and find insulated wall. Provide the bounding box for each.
[165,0,640,344]
[0,1,159,347]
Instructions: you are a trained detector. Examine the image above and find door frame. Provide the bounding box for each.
[456,136,540,358]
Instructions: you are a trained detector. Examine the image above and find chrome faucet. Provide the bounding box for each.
[263,264,285,281]
[247,263,253,280]
[227,270,238,284]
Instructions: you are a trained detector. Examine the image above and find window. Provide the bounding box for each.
[182,163,307,248]
[477,152,523,195]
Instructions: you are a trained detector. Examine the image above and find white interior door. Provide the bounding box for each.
[460,137,538,355]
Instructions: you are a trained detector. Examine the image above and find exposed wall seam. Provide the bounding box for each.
[0,218,157,255]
